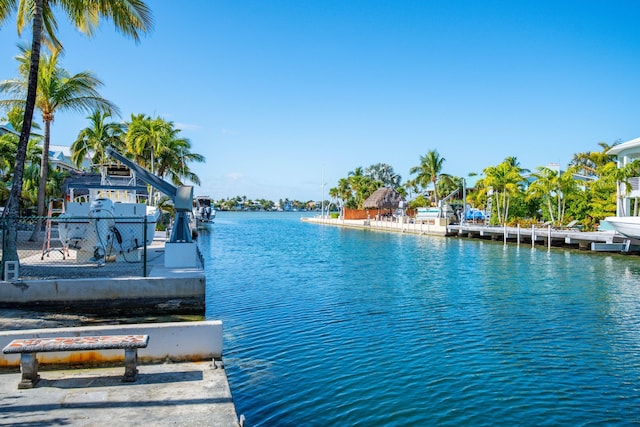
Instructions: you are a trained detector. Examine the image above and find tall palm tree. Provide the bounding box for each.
[126,114,169,173]
[364,163,402,188]
[347,167,365,208]
[409,150,448,205]
[155,130,204,186]
[71,111,126,169]
[481,158,525,224]
[1,47,118,240]
[0,0,152,265]
[527,166,561,223]
[570,141,617,177]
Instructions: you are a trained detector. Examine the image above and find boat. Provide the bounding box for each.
[415,205,457,223]
[57,163,160,264]
[192,196,215,228]
[465,208,485,221]
[604,216,640,240]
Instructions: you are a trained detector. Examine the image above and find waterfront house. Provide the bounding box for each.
[606,137,640,216]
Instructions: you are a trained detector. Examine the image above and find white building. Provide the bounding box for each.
[606,137,640,217]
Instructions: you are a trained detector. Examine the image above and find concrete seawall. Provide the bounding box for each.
[302,216,450,235]
[0,274,205,313]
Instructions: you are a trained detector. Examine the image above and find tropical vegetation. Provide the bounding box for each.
[327,142,632,231]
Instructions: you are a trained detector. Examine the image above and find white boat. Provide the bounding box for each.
[604,216,640,240]
[192,196,215,228]
[415,205,456,222]
[57,164,160,264]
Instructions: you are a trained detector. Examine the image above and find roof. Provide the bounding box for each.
[0,122,18,136]
[607,137,640,156]
[363,187,404,209]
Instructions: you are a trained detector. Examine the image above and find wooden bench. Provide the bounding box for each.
[2,335,149,389]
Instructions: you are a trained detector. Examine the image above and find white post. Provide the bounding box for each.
[503,224,507,245]
[532,225,536,248]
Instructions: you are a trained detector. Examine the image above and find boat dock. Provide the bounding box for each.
[303,216,640,253]
[448,223,640,252]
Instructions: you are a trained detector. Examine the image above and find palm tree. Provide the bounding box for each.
[409,150,448,205]
[364,163,402,188]
[125,115,204,203]
[0,0,152,265]
[126,114,170,172]
[347,167,365,208]
[334,177,352,211]
[1,47,118,241]
[125,113,166,203]
[527,166,561,224]
[155,129,204,186]
[481,158,526,224]
[0,106,42,206]
[71,111,126,169]
[570,141,617,177]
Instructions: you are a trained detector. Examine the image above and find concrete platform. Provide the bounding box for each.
[0,361,241,426]
[0,233,206,314]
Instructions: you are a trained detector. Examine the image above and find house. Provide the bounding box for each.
[605,137,640,217]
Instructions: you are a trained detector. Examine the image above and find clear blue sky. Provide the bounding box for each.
[1,1,640,201]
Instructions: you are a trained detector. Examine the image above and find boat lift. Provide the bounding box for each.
[105,147,193,244]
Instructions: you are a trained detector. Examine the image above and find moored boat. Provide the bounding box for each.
[192,195,215,228]
[57,163,160,264]
[604,216,640,240]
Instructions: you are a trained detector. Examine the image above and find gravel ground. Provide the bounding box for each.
[0,309,90,330]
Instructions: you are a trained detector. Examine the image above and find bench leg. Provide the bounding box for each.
[123,348,139,382]
[18,353,40,389]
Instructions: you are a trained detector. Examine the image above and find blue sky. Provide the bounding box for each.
[1,1,640,201]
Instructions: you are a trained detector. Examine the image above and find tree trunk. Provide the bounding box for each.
[1,0,44,273]
[546,199,555,223]
[432,177,439,206]
[29,119,52,242]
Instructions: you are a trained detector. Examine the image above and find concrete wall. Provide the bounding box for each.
[0,320,222,369]
[0,276,205,312]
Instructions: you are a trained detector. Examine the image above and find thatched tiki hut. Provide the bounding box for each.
[362,187,404,219]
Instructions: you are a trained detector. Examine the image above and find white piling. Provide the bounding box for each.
[503,224,507,245]
[532,225,535,248]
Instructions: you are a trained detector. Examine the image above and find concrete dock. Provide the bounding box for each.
[0,321,243,426]
[0,233,243,426]
[0,361,240,426]
[303,216,640,253]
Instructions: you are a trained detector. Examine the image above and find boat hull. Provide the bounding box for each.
[58,200,159,263]
[192,196,215,228]
[604,216,640,239]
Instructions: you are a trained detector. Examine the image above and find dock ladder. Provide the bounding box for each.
[41,198,68,260]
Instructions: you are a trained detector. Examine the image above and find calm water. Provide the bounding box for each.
[200,211,640,426]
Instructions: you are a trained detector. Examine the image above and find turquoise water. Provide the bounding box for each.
[201,212,640,426]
